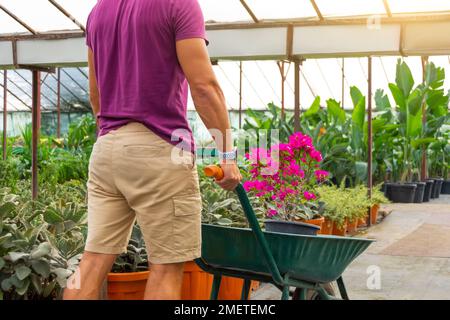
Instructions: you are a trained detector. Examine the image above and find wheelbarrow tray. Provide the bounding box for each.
[200,224,374,284]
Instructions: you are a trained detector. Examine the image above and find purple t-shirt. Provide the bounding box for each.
[86,0,207,151]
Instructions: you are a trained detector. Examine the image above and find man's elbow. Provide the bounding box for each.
[190,80,223,103]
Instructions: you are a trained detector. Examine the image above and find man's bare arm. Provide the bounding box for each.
[176,38,241,190]
[88,48,100,118]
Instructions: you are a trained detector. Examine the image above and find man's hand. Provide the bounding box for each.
[215,161,242,191]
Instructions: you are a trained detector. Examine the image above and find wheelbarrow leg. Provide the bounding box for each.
[336,277,349,300]
[292,288,307,300]
[210,275,222,300]
[281,286,290,300]
[240,279,251,300]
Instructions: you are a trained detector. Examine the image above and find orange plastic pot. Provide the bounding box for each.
[332,220,347,236]
[181,261,214,299]
[320,218,334,235]
[304,216,325,232]
[346,219,358,234]
[107,271,149,300]
[370,204,380,225]
[216,277,259,300]
[108,262,258,300]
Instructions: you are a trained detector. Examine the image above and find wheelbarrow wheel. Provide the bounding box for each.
[292,283,336,300]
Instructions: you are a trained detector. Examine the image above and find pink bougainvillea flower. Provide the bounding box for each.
[309,149,323,162]
[267,209,278,217]
[288,132,313,150]
[303,191,316,201]
[314,170,329,180]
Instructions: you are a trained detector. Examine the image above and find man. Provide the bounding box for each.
[64,0,241,300]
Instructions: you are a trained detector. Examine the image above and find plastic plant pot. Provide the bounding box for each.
[423,180,434,202]
[408,182,425,203]
[265,220,320,236]
[389,183,416,203]
[431,178,444,198]
[442,180,450,194]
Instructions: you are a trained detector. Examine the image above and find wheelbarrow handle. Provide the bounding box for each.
[203,165,284,285]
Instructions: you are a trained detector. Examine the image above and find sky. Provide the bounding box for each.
[1,0,450,111]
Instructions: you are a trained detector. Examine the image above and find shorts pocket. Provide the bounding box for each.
[123,145,165,158]
[172,194,202,251]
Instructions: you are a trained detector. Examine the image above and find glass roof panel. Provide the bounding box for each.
[244,0,317,20]
[315,0,386,17]
[199,0,251,23]
[54,0,97,27]
[1,0,77,33]
[388,0,450,13]
[0,10,29,34]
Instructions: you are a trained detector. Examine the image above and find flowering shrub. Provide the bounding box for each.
[243,132,329,221]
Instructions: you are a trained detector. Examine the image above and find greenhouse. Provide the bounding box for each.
[0,0,449,304]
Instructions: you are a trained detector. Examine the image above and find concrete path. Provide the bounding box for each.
[251,195,450,300]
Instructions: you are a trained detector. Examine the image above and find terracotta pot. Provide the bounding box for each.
[217,277,259,300]
[108,261,258,300]
[304,216,325,233]
[320,219,334,235]
[346,219,358,234]
[107,271,149,300]
[332,220,347,236]
[357,216,367,228]
[181,261,214,300]
[370,204,380,225]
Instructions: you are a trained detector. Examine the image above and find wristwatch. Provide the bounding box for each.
[218,148,237,161]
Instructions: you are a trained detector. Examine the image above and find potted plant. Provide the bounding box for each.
[243,132,329,236]
[315,185,348,236]
[369,185,390,225]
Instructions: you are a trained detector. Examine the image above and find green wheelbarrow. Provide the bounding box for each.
[194,166,375,300]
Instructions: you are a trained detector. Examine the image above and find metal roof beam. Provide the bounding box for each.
[310,0,324,21]
[239,0,259,23]
[48,0,86,32]
[383,0,393,18]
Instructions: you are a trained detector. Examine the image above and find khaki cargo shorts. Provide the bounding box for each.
[85,122,202,264]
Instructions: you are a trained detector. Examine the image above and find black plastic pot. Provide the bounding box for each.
[427,179,437,199]
[442,180,450,194]
[383,182,394,200]
[423,180,434,202]
[265,220,320,236]
[389,183,417,203]
[431,178,444,199]
[408,182,425,203]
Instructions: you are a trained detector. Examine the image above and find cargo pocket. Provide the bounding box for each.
[172,194,202,251]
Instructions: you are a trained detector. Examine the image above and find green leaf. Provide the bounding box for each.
[326,99,346,124]
[43,280,57,298]
[411,138,437,149]
[0,257,5,270]
[1,278,13,291]
[395,59,414,98]
[31,260,51,278]
[304,96,320,117]
[43,208,64,224]
[350,86,364,108]
[407,88,423,116]
[15,278,30,296]
[52,268,72,287]
[15,265,32,281]
[217,218,233,226]
[30,242,52,259]
[374,89,391,111]
[6,252,29,263]
[30,274,43,295]
[0,202,16,218]
[389,83,406,110]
